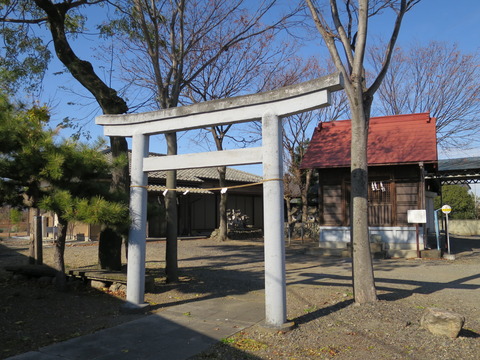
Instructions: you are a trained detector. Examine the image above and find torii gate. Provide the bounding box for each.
[96,72,343,328]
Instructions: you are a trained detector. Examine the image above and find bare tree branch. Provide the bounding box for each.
[372,41,480,149]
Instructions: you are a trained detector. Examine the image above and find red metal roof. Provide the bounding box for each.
[301,113,437,169]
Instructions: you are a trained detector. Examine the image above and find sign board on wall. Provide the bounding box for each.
[407,209,427,224]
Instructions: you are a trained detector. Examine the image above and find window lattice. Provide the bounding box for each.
[368,181,391,203]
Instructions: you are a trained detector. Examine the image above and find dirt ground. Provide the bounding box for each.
[1,236,479,359]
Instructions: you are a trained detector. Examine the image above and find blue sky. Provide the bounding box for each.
[370,0,480,160]
[398,0,479,54]
[379,0,479,51]
[40,1,480,174]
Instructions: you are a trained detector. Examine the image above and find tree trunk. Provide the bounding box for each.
[165,132,178,283]
[285,196,294,243]
[34,0,129,271]
[99,136,129,270]
[98,136,130,270]
[217,166,228,242]
[28,207,39,264]
[53,217,68,290]
[98,227,123,271]
[305,0,411,306]
[301,169,313,224]
[350,101,377,304]
[109,137,130,193]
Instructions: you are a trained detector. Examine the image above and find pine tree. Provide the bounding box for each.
[0,94,128,287]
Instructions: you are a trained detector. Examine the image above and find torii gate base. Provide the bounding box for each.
[96,73,343,328]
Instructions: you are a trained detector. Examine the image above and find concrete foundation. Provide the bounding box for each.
[318,225,425,258]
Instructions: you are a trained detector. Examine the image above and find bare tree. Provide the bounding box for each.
[279,58,348,234]
[183,32,296,242]
[371,41,480,150]
[248,56,348,238]
[104,0,298,281]
[305,0,419,304]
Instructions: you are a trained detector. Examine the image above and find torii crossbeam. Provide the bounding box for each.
[96,72,343,328]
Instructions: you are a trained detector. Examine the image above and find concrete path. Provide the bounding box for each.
[8,293,264,360]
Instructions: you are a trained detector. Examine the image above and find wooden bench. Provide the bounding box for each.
[69,268,154,291]
[4,265,154,291]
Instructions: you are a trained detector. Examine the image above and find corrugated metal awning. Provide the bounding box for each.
[426,157,480,185]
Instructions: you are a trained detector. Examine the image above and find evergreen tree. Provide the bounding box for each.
[434,185,475,220]
[0,94,128,286]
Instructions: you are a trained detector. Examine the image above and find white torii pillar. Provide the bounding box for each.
[262,112,287,327]
[124,133,150,310]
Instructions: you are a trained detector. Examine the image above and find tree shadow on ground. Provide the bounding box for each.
[146,242,266,294]
[5,236,478,340]
[0,241,140,358]
[460,328,480,338]
[284,266,480,327]
[0,240,263,360]
[292,298,354,326]
[145,266,265,311]
[287,270,480,300]
[143,238,480,323]
[178,243,265,266]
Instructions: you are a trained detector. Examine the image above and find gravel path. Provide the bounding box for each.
[1,237,479,359]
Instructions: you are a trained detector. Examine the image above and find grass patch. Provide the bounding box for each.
[303,305,317,313]
[221,333,268,352]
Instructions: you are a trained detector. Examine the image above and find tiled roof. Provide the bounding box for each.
[301,113,437,169]
[149,166,262,183]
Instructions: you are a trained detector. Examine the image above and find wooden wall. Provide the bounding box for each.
[317,165,429,227]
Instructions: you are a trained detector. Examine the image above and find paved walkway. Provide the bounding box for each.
[8,293,265,360]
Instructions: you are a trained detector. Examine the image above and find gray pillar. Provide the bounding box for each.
[126,133,150,308]
[262,111,287,327]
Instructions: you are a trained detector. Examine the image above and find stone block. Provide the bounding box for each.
[110,282,127,293]
[420,249,441,259]
[370,243,384,253]
[90,280,108,289]
[421,308,465,338]
[370,234,382,243]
